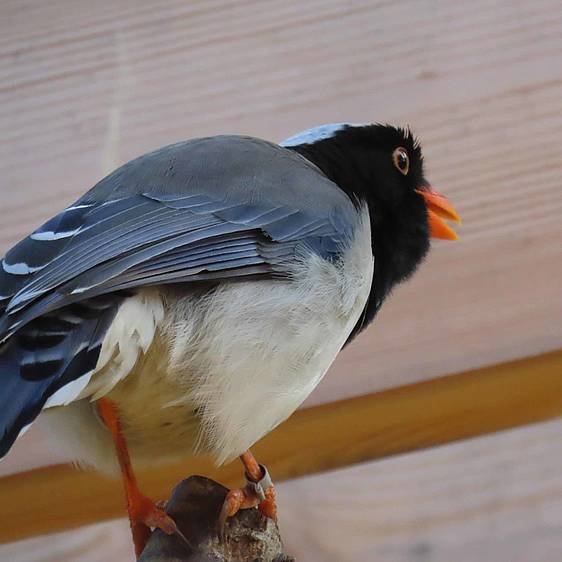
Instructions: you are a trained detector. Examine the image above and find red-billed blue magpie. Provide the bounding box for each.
[0,123,460,556]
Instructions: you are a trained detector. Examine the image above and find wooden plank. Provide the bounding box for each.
[2,1,562,549]
[5,418,562,562]
[280,417,562,562]
[1,0,560,421]
[1,349,561,544]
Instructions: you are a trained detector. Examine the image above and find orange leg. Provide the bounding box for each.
[96,398,181,558]
[218,450,278,536]
[240,451,277,520]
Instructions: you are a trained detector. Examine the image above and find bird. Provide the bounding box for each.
[0,122,460,557]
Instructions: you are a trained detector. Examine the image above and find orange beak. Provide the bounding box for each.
[415,188,461,240]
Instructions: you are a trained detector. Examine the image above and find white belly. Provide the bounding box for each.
[41,209,373,472]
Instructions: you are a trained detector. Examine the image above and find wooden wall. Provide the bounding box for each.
[1,0,561,560]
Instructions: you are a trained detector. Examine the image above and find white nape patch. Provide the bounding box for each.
[30,228,80,241]
[44,370,95,408]
[1,260,44,275]
[280,122,366,147]
[79,290,166,401]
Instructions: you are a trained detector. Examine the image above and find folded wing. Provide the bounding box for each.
[0,186,353,456]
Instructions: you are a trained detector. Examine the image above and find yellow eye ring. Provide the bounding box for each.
[392,147,409,175]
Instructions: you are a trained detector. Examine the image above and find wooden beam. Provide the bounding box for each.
[1,350,562,544]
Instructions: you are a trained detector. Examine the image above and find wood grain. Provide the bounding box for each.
[1,1,562,558]
[1,0,561,419]
[5,418,562,562]
[4,418,562,562]
[0,350,561,544]
[280,417,562,562]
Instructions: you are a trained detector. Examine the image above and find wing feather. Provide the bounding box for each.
[0,135,360,458]
[1,192,348,341]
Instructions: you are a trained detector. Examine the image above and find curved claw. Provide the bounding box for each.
[217,465,278,541]
[217,487,256,541]
[129,494,193,556]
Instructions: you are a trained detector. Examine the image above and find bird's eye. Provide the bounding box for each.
[392,147,409,175]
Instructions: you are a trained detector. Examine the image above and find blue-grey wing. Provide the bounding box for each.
[0,295,119,456]
[1,136,359,336]
[0,143,358,456]
[0,192,351,340]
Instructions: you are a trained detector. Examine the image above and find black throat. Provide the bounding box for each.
[287,136,430,342]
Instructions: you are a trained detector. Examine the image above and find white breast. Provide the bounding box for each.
[42,207,373,471]
[161,206,373,464]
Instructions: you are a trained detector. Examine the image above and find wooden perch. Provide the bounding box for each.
[138,476,294,562]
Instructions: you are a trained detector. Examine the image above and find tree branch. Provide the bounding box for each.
[138,476,294,562]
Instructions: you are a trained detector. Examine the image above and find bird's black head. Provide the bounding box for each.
[282,123,460,337]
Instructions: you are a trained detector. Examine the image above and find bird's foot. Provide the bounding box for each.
[258,485,277,520]
[129,492,187,558]
[96,398,191,557]
[218,464,277,540]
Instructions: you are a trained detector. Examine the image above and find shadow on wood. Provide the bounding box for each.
[138,476,294,562]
